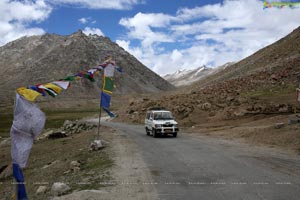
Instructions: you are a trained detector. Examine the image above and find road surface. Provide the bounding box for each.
[102,121,300,200]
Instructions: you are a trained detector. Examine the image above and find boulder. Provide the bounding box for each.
[233,108,248,117]
[37,130,54,140]
[128,109,135,114]
[274,122,285,129]
[63,120,73,127]
[36,186,47,194]
[70,161,80,168]
[0,164,12,179]
[288,117,300,125]
[201,103,212,111]
[89,140,103,151]
[51,182,71,196]
[271,74,278,80]
[278,105,289,113]
[70,160,81,172]
[42,160,59,169]
[47,131,68,139]
[0,138,10,147]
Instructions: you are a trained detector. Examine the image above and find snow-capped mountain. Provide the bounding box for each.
[163,63,235,87]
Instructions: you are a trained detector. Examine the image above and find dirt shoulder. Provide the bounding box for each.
[0,126,113,199]
[53,120,157,200]
[0,120,157,200]
[184,114,300,155]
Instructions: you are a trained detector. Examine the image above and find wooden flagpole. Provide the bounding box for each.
[97,99,102,140]
[96,55,114,140]
[97,66,104,140]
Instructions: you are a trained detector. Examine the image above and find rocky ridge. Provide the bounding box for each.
[0,30,174,103]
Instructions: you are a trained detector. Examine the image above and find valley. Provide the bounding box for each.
[0,27,300,199]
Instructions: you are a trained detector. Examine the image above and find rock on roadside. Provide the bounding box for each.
[51,182,71,196]
[36,186,47,194]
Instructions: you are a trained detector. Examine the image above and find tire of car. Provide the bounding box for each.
[152,129,158,138]
[173,132,177,137]
[146,127,150,135]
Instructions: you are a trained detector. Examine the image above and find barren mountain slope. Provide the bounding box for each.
[0,30,174,103]
[195,27,300,88]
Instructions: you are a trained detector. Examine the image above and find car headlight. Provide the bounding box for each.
[174,124,178,127]
[155,124,162,128]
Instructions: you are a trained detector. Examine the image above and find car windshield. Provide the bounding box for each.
[153,112,173,120]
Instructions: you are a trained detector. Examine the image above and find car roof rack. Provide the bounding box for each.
[148,107,166,111]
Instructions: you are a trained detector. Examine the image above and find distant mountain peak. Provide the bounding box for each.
[163,63,234,87]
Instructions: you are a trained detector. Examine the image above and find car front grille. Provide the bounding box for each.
[163,124,173,127]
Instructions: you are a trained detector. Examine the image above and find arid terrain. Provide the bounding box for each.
[1,27,300,199]
[117,27,300,154]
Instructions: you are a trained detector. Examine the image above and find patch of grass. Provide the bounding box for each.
[241,83,296,99]
[44,109,99,130]
[0,128,114,200]
[0,105,14,138]
[0,113,13,138]
[0,107,99,137]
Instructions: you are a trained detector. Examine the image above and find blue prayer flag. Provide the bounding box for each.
[102,107,116,118]
[13,163,28,200]
[100,92,111,108]
[100,92,115,118]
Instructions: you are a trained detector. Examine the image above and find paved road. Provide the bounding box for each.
[102,122,300,200]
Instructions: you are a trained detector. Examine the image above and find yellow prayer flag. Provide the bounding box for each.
[16,87,41,102]
[104,56,112,63]
[43,83,63,94]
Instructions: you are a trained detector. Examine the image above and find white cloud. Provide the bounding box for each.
[78,17,96,24]
[118,0,300,75]
[49,0,144,10]
[120,12,175,48]
[0,0,143,46]
[116,39,130,50]
[83,27,104,36]
[170,49,183,63]
[0,0,52,46]
[116,39,143,58]
[78,17,88,24]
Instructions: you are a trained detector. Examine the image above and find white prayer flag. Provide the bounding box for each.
[10,94,46,168]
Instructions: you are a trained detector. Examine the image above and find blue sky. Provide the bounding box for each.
[1,0,300,75]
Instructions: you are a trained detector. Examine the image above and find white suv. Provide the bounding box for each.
[145,109,179,137]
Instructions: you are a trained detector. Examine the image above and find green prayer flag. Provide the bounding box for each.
[103,76,114,94]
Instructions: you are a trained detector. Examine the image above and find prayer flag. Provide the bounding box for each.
[11,94,46,168]
[104,64,115,77]
[29,86,46,96]
[43,83,63,94]
[102,107,116,118]
[100,92,111,108]
[13,163,28,200]
[16,87,41,102]
[103,76,114,94]
[63,76,76,81]
[52,81,70,90]
[38,85,57,97]
[100,92,115,118]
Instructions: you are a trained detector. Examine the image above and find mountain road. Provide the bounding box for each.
[101,121,300,200]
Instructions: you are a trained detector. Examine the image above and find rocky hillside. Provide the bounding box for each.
[0,30,174,103]
[122,27,300,125]
[163,62,235,87]
[196,27,300,88]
